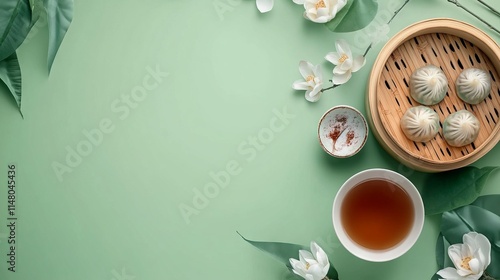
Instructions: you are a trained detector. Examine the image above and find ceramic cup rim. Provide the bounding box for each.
[332,168,425,262]
[317,105,369,158]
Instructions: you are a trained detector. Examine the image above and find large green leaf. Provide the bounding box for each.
[0,51,22,115]
[238,233,339,280]
[435,233,453,269]
[44,0,73,72]
[441,206,500,278]
[0,0,32,61]
[472,195,500,217]
[325,0,378,33]
[29,0,44,26]
[324,0,354,32]
[421,166,498,216]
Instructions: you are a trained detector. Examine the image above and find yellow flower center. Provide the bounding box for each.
[315,0,326,9]
[339,54,349,63]
[305,262,311,270]
[460,257,472,271]
[306,75,315,82]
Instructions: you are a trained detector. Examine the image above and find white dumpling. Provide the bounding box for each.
[410,65,448,105]
[443,110,480,147]
[456,68,491,104]
[400,106,440,142]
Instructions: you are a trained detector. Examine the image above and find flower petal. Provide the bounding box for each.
[456,268,472,277]
[256,0,274,13]
[293,80,311,90]
[468,258,481,275]
[299,250,315,264]
[351,55,366,73]
[299,61,314,79]
[325,52,341,65]
[437,267,463,279]
[338,59,353,72]
[290,258,308,278]
[311,242,329,267]
[292,0,305,4]
[305,87,322,102]
[336,39,352,59]
[332,70,352,85]
[448,244,464,269]
[471,233,491,268]
[313,64,323,80]
[292,268,308,279]
[305,263,328,280]
[333,0,348,16]
[304,274,315,280]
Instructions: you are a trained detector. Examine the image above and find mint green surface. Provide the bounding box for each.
[1,0,500,279]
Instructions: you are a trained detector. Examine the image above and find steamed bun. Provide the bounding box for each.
[410,65,448,105]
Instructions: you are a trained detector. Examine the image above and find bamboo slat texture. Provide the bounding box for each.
[367,19,500,172]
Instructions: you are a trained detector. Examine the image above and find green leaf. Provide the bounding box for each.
[324,0,354,32]
[0,0,33,61]
[421,166,499,216]
[44,0,73,72]
[238,232,339,280]
[435,233,453,269]
[0,51,23,115]
[325,0,379,33]
[434,233,454,280]
[472,194,500,216]
[29,0,44,26]
[435,234,445,269]
[441,206,500,278]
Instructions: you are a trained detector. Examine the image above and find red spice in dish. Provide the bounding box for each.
[328,115,348,141]
[329,127,342,141]
[346,130,355,146]
[336,115,347,124]
[327,115,350,151]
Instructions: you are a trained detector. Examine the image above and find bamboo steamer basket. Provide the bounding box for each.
[366,18,500,172]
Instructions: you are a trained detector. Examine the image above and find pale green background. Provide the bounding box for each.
[1,0,500,279]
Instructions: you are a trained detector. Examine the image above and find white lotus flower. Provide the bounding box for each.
[293,0,347,23]
[256,0,273,13]
[437,232,491,280]
[292,61,324,102]
[289,242,330,280]
[325,39,366,85]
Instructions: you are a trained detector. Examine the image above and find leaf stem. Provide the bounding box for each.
[480,272,496,280]
[477,0,500,17]
[321,84,339,93]
[322,0,412,93]
[363,0,411,57]
[388,0,411,25]
[448,0,500,35]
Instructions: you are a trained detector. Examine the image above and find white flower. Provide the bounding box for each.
[325,39,366,85]
[292,61,324,102]
[437,232,491,280]
[289,242,330,280]
[293,0,347,23]
[256,0,273,13]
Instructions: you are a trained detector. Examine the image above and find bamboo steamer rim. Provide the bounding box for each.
[366,18,500,172]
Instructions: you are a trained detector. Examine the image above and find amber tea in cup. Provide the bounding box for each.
[341,179,414,250]
[332,169,424,262]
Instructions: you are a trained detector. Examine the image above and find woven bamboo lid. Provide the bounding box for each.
[366,18,500,172]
